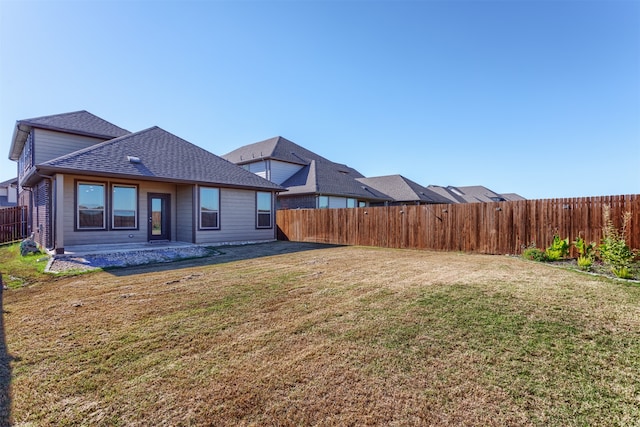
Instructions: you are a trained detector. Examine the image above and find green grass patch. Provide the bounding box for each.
[0,243,50,288]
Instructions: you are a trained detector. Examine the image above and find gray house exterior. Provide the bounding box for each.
[0,178,18,207]
[223,136,391,209]
[8,111,282,253]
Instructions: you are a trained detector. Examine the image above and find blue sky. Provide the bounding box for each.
[1,0,638,199]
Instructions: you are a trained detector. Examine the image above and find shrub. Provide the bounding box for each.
[545,235,569,261]
[574,235,596,271]
[522,247,548,262]
[576,256,593,271]
[599,205,637,279]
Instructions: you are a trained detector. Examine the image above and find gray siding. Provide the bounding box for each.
[176,184,194,243]
[61,175,178,246]
[195,187,275,244]
[34,129,106,165]
[270,160,304,185]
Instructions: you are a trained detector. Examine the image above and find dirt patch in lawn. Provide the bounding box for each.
[3,242,640,426]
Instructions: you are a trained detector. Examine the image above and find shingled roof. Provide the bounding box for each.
[223,136,331,166]
[426,185,525,203]
[356,175,452,204]
[9,110,130,160]
[280,160,391,201]
[31,126,283,191]
[224,136,390,201]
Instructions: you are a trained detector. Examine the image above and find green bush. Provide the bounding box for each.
[522,247,548,262]
[545,235,569,261]
[576,256,593,271]
[574,236,596,271]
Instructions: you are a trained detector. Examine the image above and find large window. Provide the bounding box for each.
[256,192,272,228]
[200,187,220,229]
[318,196,329,209]
[77,182,106,229]
[112,185,137,229]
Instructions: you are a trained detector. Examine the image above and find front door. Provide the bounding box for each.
[148,193,171,241]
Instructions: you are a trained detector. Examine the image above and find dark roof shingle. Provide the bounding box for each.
[357,175,451,204]
[18,110,130,139]
[38,126,283,191]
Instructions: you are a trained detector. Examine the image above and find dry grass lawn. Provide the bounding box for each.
[2,242,640,426]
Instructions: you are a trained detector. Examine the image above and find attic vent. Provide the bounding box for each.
[127,156,141,164]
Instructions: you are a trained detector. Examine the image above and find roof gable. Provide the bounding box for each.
[38,126,282,191]
[10,110,130,160]
[18,110,130,138]
[223,136,337,166]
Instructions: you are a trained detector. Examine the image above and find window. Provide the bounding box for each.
[77,182,106,229]
[347,198,356,208]
[256,191,272,228]
[199,187,220,229]
[358,201,367,208]
[112,185,137,229]
[318,196,329,209]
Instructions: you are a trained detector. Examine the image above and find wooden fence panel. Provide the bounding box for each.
[0,206,28,245]
[276,195,640,255]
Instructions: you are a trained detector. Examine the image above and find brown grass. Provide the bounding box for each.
[3,242,640,426]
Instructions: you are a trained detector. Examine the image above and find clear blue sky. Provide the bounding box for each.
[1,0,638,200]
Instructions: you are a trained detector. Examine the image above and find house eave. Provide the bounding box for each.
[9,123,31,161]
[33,166,285,192]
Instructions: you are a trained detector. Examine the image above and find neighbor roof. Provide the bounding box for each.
[0,177,17,187]
[356,175,452,204]
[425,185,525,203]
[280,160,391,201]
[225,136,390,201]
[29,126,283,191]
[223,136,359,172]
[501,193,526,201]
[447,185,509,203]
[9,110,130,160]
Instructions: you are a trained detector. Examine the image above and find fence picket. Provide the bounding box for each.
[0,206,28,245]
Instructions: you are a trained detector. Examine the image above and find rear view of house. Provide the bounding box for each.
[8,111,282,253]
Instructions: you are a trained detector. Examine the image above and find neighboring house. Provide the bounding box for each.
[8,111,283,253]
[0,178,18,207]
[426,185,525,203]
[355,175,452,206]
[223,136,391,209]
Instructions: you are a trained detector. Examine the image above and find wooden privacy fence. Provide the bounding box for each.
[0,206,28,245]
[276,195,640,255]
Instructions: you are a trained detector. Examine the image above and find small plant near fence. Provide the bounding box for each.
[522,205,639,280]
[574,235,595,271]
[521,235,570,263]
[545,234,570,261]
[598,205,637,279]
[521,244,548,262]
